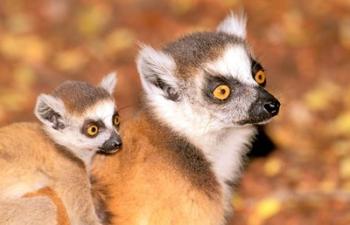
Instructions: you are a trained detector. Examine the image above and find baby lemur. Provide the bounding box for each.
[0,73,121,225]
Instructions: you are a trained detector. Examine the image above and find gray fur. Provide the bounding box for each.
[163,32,245,76]
[52,81,111,114]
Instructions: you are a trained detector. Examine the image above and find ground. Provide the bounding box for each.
[0,1,350,224]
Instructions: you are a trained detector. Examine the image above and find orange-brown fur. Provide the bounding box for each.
[0,123,100,225]
[24,187,70,225]
[35,110,227,225]
[90,111,226,225]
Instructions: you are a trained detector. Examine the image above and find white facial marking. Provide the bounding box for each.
[44,100,116,170]
[206,45,256,86]
[83,100,116,129]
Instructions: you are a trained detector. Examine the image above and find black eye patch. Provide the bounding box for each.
[202,72,240,104]
[81,119,106,134]
[251,59,264,75]
[251,59,266,87]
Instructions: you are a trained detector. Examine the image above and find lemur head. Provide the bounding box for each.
[137,13,280,137]
[34,73,122,163]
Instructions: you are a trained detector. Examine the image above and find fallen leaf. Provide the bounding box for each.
[76,5,111,38]
[304,81,340,111]
[0,34,48,63]
[340,157,350,179]
[103,29,135,55]
[264,158,283,177]
[332,113,350,136]
[249,197,281,225]
[54,48,88,72]
[13,66,36,90]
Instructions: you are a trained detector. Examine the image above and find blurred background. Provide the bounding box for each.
[0,0,350,224]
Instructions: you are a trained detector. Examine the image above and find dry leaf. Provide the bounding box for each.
[264,158,283,177]
[249,197,281,225]
[340,157,350,179]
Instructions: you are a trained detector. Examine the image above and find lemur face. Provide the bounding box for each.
[35,73,122,156]
[62,100,122,154]
[190,44,280,127]
[137,13,280,134]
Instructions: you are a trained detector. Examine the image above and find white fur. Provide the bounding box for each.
[138,44,258,215]
[196,127,256,212]
[34,94,65,127]
[145,90,256,211]
[83,100,116,129]
[206,45,257,86]
[1,181,47,200]
[217,12,247,39]
[100,72,118,95]
[44,100,116,169]
[137,45,178,95]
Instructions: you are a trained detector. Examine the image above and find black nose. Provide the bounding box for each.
[263,99,280,116]
[111,139,122,149]
[99,132,122,154]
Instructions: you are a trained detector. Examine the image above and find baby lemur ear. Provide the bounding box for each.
[137,45,179,101]
[34,94,66,130]
[100,72,118,95]
[216,11,247,39]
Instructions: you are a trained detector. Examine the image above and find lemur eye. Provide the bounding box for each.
[254,70,266,85]
[86,124,99,137]
[113,114,120,127]
[212,84,231,101]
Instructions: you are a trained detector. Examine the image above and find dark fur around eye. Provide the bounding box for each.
[81,119,105,136]
[251,59,266,87]
[202,72,239,104]
[113,112,120,128]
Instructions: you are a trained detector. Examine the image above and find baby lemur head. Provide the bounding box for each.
[34,73,121,163]
[137,13,280,137]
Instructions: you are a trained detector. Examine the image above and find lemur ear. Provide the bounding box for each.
[216,12,247,39]
[136,45,179,101]
[34,94,66,130]
[100,72,118,95]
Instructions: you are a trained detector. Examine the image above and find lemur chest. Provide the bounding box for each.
[193,127,256,211]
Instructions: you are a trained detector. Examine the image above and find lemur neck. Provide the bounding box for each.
[147,100,256,211]
[42,126,94,172]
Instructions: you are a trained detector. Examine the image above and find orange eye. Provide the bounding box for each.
[113,114,120,127]
[254,70,266,85]
[86,124,99,137]
[213,84,231,101]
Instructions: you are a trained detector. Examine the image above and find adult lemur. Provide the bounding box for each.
[92,12,280,225]
[39,12,280,225]
[0,73,121,225]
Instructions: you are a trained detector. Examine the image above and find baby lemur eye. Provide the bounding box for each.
[85,124,99,138]
[113,113,120,127]
[254,70,266,86]
[212,84,231,101]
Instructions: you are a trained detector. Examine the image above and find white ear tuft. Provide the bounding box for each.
[216,11,247,39]
[136,45,177,95]
[100,72,118,95]
[34,94,66,129]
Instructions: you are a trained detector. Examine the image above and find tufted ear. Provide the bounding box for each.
[100,72,118,95]
[216,12,247,39]
[136,45,180,101]
[34,94,66,130]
